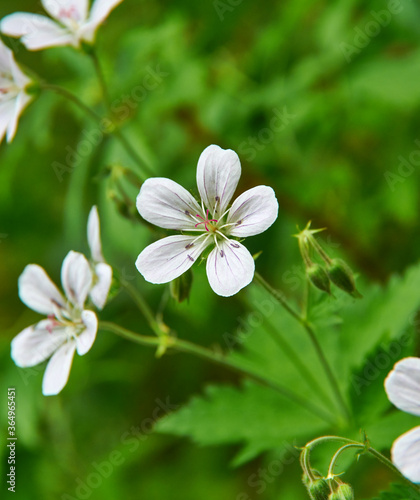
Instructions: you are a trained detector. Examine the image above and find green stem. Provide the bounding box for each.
[120,279,164,337]
[254,272,351,423]
[41,83,103,122]
[264,319,335,410]
[327,443,361,477]
[99,321,337,425]
[89,50,153,180]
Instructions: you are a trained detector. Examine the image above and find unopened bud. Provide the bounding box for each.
[327,259,362,298]
[329,483,354,500]
[307,264,331,294]
[307,477,331,500]
[170,269,193,303]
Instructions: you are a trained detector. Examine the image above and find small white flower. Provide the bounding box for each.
[135,144,279,297]
[12,251,98,396]
[385,357,420,483]
[87,205,113,310]
[1,0,123,51]
[0,41,33,143]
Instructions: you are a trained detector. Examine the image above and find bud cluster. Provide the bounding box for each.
[295,222,362,298]
[303,470,354,500]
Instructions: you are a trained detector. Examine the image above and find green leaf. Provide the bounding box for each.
[335,262,420,392]
[369,483,420,500]
[155,381,329,466]
[349,334,414,425]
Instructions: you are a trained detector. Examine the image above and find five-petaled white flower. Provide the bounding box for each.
[385,357,420,483]
[1,0,123,51]
[135,144,279,297]
[12,251,98,396]
[0,40,33,144]
[87,205,113,310]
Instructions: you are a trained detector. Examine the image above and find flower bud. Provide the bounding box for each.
[170,269,193,303]
[327,259,362,298]
[307,264,331,295]
[307,477,331,500]
[329,483,354,500]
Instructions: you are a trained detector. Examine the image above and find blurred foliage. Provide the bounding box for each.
[1,0,420,499]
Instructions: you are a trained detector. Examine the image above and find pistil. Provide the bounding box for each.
[195,209,218,232]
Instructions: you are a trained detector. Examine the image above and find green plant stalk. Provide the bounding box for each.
[120,279,164,337]
[41,83,103,122]
[42,80,151,181]
[254,272,351,423]
[89,50,154,180]
[99,321,337,425]
[264,319,336,411]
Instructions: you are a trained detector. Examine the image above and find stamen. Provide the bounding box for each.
[219,207,232,221]
[215,230,230,243]
[231,243,240,248]
[187,255,194,262]
[213,196,220,215]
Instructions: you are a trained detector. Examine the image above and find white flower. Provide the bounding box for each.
[0,40,32,143]
[87,205,112,310]
[11,251,98,396]
[1,0,123,51]
[385,357,420,483]
[135,144,279,297]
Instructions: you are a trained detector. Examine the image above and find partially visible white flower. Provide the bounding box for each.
[87,205,112,309]
[11,251,98,396]
[0,41,33,143]
[1,0,123,51]
[385,357,420,483]
[135,144,279,297]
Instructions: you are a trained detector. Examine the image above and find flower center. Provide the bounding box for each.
[59,6,80,21]
[195,209,218,232]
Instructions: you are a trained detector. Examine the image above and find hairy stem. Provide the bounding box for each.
[89,50,153,180]
[254,272,351,423]
[99,321,337,425]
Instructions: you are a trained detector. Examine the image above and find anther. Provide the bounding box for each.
[231,243,240,248]
[187,255,194,262]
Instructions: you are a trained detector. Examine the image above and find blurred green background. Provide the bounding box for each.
[1,0,420,499]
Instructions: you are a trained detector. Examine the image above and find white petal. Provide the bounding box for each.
[18,264,66,315]
[206,239,255,297]
[42,340,77,396]
[42,0,89,24]
[11,321,67,367]
[0,13,76,51]
[385,357,420,417]
[6,92,32,143]
[391,426,420,483]
[136,178,202,231]
[196,145,241,217]
[0,41,30,88]
[0,41,11,71]
[76,310,98,355]
[89,262,112,310]
[0,100,15,144]
[61,251,92,309]
[7,48,31,88]
[79,0,123,41]
[136,234,211,284]
[226,186,279,237]
[87,206,104,263]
